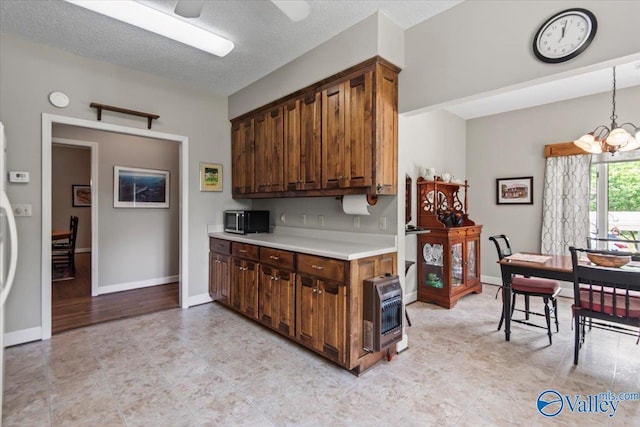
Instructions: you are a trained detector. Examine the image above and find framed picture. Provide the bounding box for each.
[496,176,534,205]
[72,185,91,207]
[114,166,169,208]
[200,162,222,192]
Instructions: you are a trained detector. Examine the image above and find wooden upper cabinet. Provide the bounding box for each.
[231,56,399,199]
[254,106,284,193]
[322,71,373,190]
[231,118,254,194]
[374,63,398,195]
[284,92,322,191]
[322,83,346,189]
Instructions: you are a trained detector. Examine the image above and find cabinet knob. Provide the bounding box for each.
[238,249,247,253]
[318,290,323,295]
[313,288,317,293]
[311,265,324,270]
[269,255,279,260]
[274,277,279,281]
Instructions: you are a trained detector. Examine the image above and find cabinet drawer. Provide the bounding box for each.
[446,228,467,238]
[210,238,231,255]
[232,242,260,261]
[297,254,346,283]
[260,247,295,270]
[466,226,482,237]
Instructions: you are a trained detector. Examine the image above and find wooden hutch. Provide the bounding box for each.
[416,178,482,308]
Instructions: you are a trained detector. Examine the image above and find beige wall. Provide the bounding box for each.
[398,110,466,302]
[52,144,91,251]
[229,11,404,119]
[0,34,231,336]
[401,0,640,114]
[53,125,180,289]
[467,85,640,283]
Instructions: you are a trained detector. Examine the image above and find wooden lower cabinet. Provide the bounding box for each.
[259,265,295,337]
[296,274,346,364]
[209,237,397,374]
[209,252,230,305]
[230,257,259,319]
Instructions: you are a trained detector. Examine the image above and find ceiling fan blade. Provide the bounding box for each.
[174,1,204,18]
[271,0,310,22]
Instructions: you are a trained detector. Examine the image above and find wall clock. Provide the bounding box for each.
[533,8,597,63]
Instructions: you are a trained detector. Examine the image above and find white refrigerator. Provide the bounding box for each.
[0,122,19,420]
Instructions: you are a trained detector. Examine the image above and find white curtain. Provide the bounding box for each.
[541,155,591,255]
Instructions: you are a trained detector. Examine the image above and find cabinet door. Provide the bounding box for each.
[450,241,464,290]
[296,274,318,348]
[299,92,321,190]
[218,254,230,305]
[208,252,217,300]
[374,64,398,194]
[231,118,254,194]
[255,107,284,193]
[318,280,346,363]
[230,258,244,310]
[242,260,259,319]
[322,82,346,189]
[276,270,296,337]
[259,265,277,328]
[344,72,372,189]
[284,99,302,191]
[209,253,230,305]
[465,236,481,288]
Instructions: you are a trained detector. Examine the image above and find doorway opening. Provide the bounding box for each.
[42,114,189,340]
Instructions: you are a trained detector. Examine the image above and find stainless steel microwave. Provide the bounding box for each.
[224,210,270,234]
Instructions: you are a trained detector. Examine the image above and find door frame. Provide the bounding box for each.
[51,137,99,297]
[41,113,189,340]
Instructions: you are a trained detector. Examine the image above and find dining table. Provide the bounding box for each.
[498,253,573,341]
[51,229,71,241]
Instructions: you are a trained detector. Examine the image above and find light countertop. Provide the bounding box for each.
[208,227,396,261]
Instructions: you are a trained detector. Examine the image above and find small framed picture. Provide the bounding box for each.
[496,177,533,205]
[114,166,169,208]
[200,162,222,192]
[72,185,91,207]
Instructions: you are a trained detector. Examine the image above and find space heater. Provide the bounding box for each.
[363,273,403,352]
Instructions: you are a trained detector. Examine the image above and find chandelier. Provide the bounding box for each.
[574,67,639,154]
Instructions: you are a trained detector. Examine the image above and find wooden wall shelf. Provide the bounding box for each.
[90,102,159,129]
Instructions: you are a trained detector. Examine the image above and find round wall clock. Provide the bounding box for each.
[533,8,597,63]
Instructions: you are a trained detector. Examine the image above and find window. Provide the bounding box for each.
[590,155,640,252]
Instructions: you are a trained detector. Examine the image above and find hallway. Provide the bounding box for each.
[52,253,179,334]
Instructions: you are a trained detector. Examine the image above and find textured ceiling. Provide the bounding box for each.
[0,0,462,96]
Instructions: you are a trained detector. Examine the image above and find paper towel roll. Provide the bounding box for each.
[342,194,371,215]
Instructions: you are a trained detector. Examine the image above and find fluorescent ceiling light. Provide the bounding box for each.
[64,0,234,57]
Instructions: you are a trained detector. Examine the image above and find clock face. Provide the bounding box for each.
[533,9,597,63]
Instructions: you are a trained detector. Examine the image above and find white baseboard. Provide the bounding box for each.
[98,275,179,295]
[188,293,213,307]
[4,326,42,347]
[404,290,417,304]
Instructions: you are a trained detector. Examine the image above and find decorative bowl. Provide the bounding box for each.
[586,253,631,268]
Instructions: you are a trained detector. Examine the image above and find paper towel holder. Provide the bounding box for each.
[335,194,378,206]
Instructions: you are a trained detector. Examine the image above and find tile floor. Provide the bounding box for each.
[3,285,639,426]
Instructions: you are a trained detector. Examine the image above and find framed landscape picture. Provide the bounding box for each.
[72,185,91,207]
[200,162,222,192]
[114,166,169,208]
[496,176,533,205]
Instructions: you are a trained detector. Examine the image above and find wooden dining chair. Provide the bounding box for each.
[570,247,640,365]
[52,215,79,274]
[489,234,561,345]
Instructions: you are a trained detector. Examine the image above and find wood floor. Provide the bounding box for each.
[52,252,179,334]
